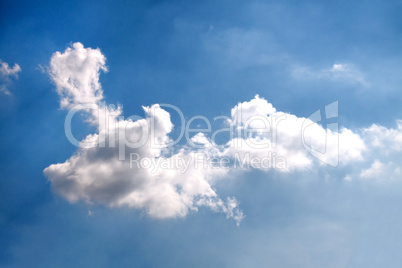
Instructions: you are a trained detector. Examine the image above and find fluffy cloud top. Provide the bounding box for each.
[44,43,402,225]
[49,42,106,109]
[44,43,244,224]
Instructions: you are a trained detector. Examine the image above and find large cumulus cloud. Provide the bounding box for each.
[44,43,402,225]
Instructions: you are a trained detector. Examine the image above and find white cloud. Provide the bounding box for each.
[0,60,21,77]
[0,60,21,95]
[49,42,107,109]
[338,120,402,181]
[44,43,402,225]
[44,43,244,225]
[362,120,402,151]
[360,160,385,179]
[230,94,276,128]
[223,96,366,171]
[359,160,402,180]
[292,63,368,86]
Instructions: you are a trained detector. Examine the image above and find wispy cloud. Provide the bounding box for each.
[292,63,368,86]
[0,60,21,95]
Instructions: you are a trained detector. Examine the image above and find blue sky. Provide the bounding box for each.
[1,0,402,267]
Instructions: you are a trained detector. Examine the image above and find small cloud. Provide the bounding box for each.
[331,64,345,71]
[359,159,402,181]
[292,62,368,86]
[360,160,385,178]
[344,175,352,181]
[0,60,21,95]
[0,85,11,96]
[0,60,21,77]
[331,64,348,72]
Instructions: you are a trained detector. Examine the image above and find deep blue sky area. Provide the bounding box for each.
[1,0,402,267]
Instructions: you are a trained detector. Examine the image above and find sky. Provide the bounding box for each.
[1,0,402,267]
